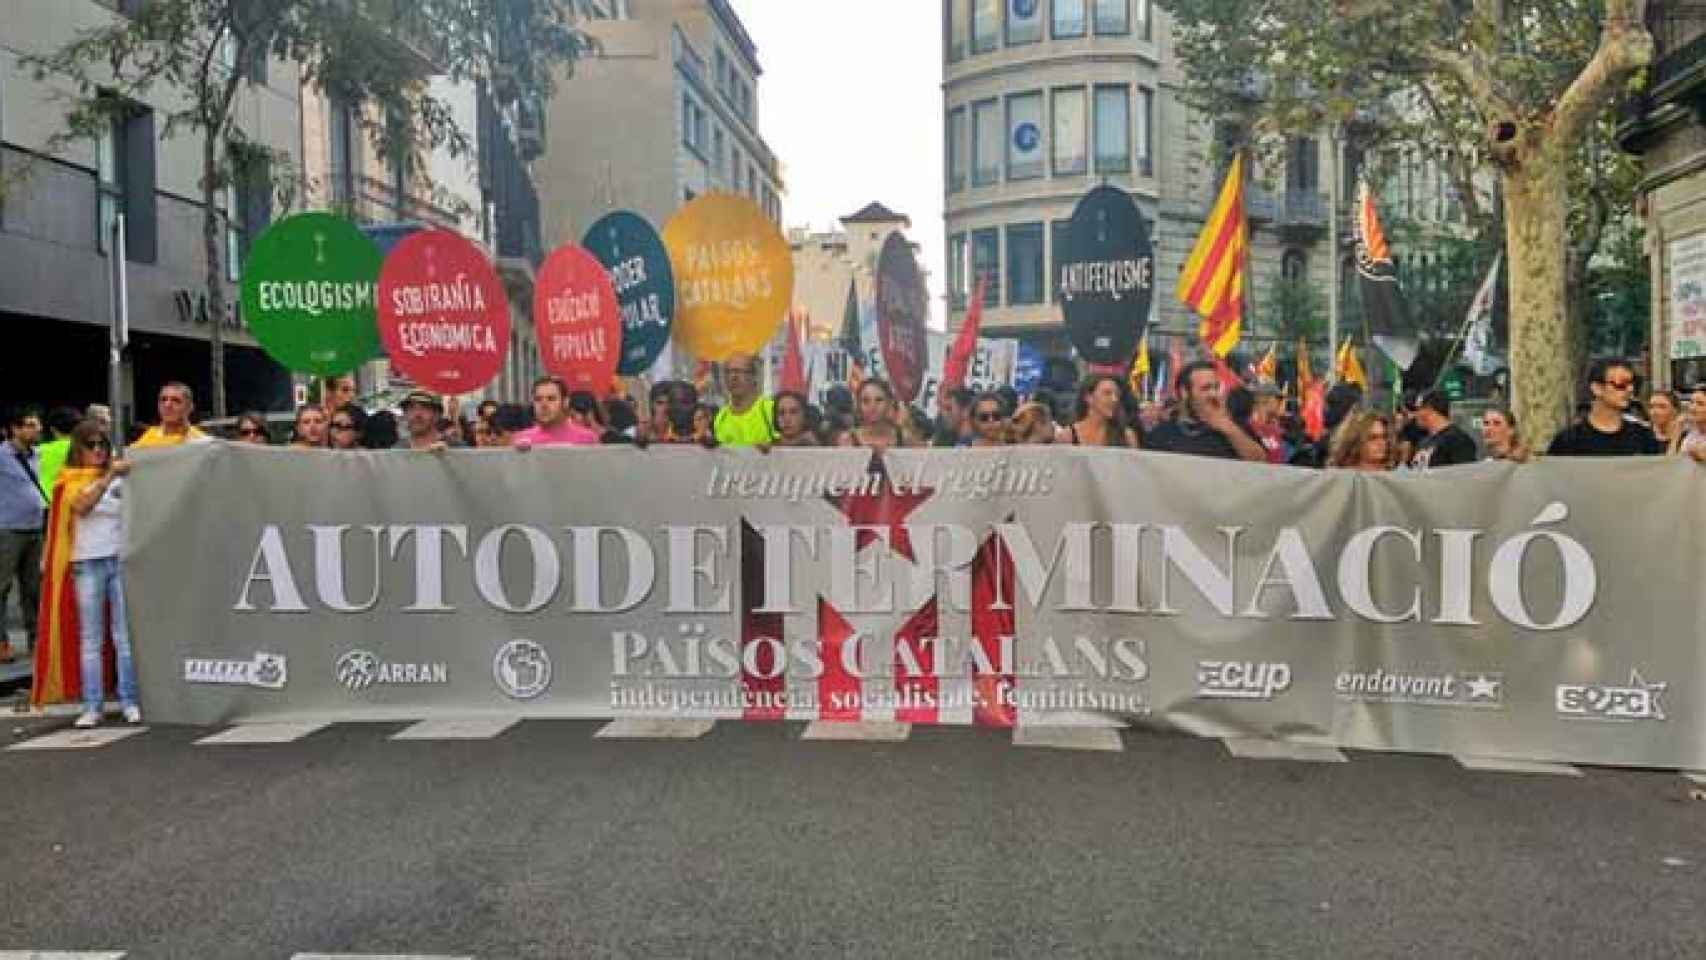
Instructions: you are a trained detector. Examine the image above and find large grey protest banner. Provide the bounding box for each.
[126,442,1704,769]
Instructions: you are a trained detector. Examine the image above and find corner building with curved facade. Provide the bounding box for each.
[943,0,1340,364]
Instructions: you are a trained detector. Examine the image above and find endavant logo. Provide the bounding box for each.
[1335,669,1504,708]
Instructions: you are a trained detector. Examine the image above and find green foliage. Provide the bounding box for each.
[1260,270,1325,342]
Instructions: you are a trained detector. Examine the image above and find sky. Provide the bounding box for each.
[727,0,946,329]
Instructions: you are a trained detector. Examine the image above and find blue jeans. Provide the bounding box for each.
[72,556,136,712]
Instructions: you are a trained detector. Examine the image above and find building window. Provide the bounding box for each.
[949,233,968,309]
[329,96,357,209]
[1007,222,1044,306]
[713,127,725,175]
[1281,249,1307,282]
[947,0,968,61]
[1053,0,1086,37]
[1136,86,1154,177]
[947,107,967,193]
[1093,0,1128,34]
[971,0,999,53]
[1136,0,1151,40]
[95,98,156,263]
[1093,84,1130,174]
[1051,87,1087,176]
[1006,91,1044,181]
[1007,0,1042,44]
[1050,220,1072,302]
[1288,137,1318,193]
[684,187,697,204]
[972,228,1000,307]
[972,99,1001,186]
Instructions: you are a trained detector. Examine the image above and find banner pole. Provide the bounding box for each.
[110,213,130,449]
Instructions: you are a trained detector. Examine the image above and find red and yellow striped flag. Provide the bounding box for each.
[1177,153,1247,358]
[1128,335,1150,398]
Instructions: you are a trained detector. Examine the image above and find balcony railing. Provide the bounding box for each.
[1278,190,1327,229]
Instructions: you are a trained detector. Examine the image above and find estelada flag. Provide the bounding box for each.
[1178,153,1247,358]
[942,275,987,395]
[1296,337,1314,392]
[1336,338,1368,388]
[838,277,864,391]
[1128,334,1150,399]
[1356,181,1419,371]
[1256,344,1278,383]
[32,467,115,708]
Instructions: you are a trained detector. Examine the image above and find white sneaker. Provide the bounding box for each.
[73,711,101,729]
[123,705,143,725]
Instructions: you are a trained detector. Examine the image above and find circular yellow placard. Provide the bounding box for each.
[662,193,794,361]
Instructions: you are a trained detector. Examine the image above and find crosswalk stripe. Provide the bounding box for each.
[594,718,716,740]
[390,718,518,741]
[0,952,127,958]
[1013,726,1125,752]
[1456,755,1583,777]
[800,720,911,742]
[7,728,148,752]
[1222,738,1348,763]
[194,722,329,746]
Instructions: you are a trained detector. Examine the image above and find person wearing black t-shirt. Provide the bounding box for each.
[1547,359,1664,457]
[1407,390,1478,470]
[1147,361,1269,462]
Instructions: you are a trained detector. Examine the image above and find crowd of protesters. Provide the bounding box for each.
[4,353,1706,725]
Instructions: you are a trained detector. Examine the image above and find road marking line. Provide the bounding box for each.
[1013,726,1125,752]
[0,952,127,959]
[390,718,518,741]
[6,728,148,752]
[594,718,716,740]
[800,720,911,742]
[194,722,328,746]
[1222,738,1348,763]
[1456,755,1583,777]
[291,954,472,959]
[291,955,472,959]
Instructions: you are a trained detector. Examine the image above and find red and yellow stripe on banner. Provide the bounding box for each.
[1177,153,1247,358]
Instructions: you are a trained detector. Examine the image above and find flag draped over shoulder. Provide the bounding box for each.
[1178,153,1247,358]
[32,467,113,708]
[1356,182,1418,371]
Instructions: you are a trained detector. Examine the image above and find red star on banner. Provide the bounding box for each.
[824,452,934,561]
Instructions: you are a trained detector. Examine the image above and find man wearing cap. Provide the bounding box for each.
[395,391,447,451]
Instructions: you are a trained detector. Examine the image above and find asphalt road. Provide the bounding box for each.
[2,715,1704,959]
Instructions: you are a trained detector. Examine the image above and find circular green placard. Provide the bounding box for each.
[240,212,384,375]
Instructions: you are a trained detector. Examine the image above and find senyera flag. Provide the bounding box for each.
[1178,153,1247,358]
[535,243,621,394]
[377,229,510,395]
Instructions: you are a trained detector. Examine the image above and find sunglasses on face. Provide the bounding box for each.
[331,422,355,431]
[87,439,111,450]
[976,411,1004,422]
[238,427,264,437]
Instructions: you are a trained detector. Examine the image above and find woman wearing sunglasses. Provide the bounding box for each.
[969,392,1012,446]
[233,413,269,444]
[31,421,141,726]
[328,405,367,450]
